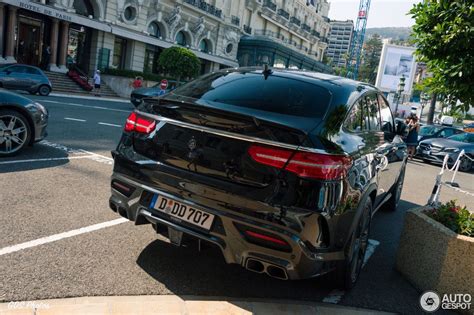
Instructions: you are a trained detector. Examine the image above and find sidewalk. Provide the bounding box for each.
[0,296,393,315]
[50,93,130,104]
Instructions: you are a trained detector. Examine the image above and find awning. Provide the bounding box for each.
[0,0,111,32]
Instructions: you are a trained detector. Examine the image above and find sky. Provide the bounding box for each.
[328,0,419,28]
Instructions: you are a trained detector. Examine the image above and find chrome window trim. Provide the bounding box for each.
[136,110,347,156]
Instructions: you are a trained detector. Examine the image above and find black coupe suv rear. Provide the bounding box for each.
[109,68,407,289]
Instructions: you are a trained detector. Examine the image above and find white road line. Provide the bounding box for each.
[41,100,131,113]
[98,122,122,128]
[64,117,86,122]
[0,156,93,165]
[321,238,380,305]
[322,290,345,304]
[0,218,128,256]
[362,239,380,268]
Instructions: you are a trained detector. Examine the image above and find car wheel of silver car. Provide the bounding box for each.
[333,198,372,290]
[459,157,473,172]
[38,85,51,96]
[0,109,31,157]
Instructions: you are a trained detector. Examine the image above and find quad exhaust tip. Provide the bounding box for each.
[245,258,288,280]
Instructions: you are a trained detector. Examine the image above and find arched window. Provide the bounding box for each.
[73,0,94,17]
[199,39,209,53]
[175,31,186,46]
[148,22,161,38]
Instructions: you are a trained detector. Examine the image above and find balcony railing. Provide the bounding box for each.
[253,29,309,52]
[263,0,277,11]
[311,30,321,38]
[231,15,240,26]
[277,8,289,19]
[243,24,252,34]
[290,16,301,26]
[301,23,311,32]
[183,0,222,18]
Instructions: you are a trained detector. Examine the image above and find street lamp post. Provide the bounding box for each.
[420,92,429,121]
[394,76,406,116]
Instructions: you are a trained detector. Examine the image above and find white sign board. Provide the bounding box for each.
[375,44,417,95]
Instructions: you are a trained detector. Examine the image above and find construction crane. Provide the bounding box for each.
[346,0,371,80]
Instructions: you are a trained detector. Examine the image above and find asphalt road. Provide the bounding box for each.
[1,94,471,314]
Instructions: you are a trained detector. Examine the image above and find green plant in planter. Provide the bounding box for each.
[425,200,473,237]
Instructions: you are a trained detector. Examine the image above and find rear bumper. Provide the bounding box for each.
[109,172,345,280]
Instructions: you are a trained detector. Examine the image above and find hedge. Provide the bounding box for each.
[102,68,176,82]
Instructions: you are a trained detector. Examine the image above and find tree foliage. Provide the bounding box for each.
[358,34,383,84]
[409,0,474,111]
[157,46,200,82]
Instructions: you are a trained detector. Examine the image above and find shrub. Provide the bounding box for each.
[157,46,200,83]
[425,200,473,237]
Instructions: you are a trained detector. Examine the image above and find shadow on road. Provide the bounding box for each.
[136,236,333,304]
[0,144,72,174]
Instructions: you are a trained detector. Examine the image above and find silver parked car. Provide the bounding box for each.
[417,132,474,171]
[0,64,52,96]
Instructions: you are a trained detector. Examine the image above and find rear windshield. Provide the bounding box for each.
[172,71,332,118]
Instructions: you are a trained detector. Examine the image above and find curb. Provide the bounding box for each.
[50,93,130,103]
[0,295,394,315]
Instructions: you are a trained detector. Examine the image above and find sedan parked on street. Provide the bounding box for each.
[417,132,474,171]
[0,89,48,156]
[417,124,464,143]
[130,80,178,107]
[0,64,52,96]
[110,68,407,289]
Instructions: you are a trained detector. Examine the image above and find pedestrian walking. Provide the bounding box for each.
[93,70,101,96]
[41,45,51,70]
[405,113,420,160]
[131,76,143,89]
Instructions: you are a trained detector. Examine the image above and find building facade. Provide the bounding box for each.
[326,19,353,68]
[0,0,331,76]
[237,0,331,71]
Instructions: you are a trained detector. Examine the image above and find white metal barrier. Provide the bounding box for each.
[427,150,474,207]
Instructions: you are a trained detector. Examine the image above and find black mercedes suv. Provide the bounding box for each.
[109,68,407,289]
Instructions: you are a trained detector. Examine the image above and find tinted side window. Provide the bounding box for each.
[25,67,41,75]
[344,99,369,132]
[173,72,332,118]
[7,66,26,73]
[377,94,394,133]
[366,94,382,131]
[440,128,455,138]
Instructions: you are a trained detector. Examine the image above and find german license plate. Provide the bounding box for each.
[151,195,214,230]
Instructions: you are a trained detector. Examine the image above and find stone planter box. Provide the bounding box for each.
[396,207,474,299]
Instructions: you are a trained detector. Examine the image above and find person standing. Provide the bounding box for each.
[131,76,143,89]
[93,70,101,96]
[405,113,420,160]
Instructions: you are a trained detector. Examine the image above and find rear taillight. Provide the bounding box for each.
[248,144,352,180]
[124,112,156,134]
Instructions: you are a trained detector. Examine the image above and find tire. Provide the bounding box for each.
[332,198,372,290]
[459,157,473,172]
[38,85,51,96]
[383,164,406,211]
[0,109,32,157]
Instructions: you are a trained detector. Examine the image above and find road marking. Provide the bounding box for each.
[38,140,114,164]
[0,156,93,165]
[98,122,122,128]
[362,239,380,268]
[322,290,345,304]
[41,100,131,113]
[0,218,128,256]
[64,117,86,122]
[321,239,380,305]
